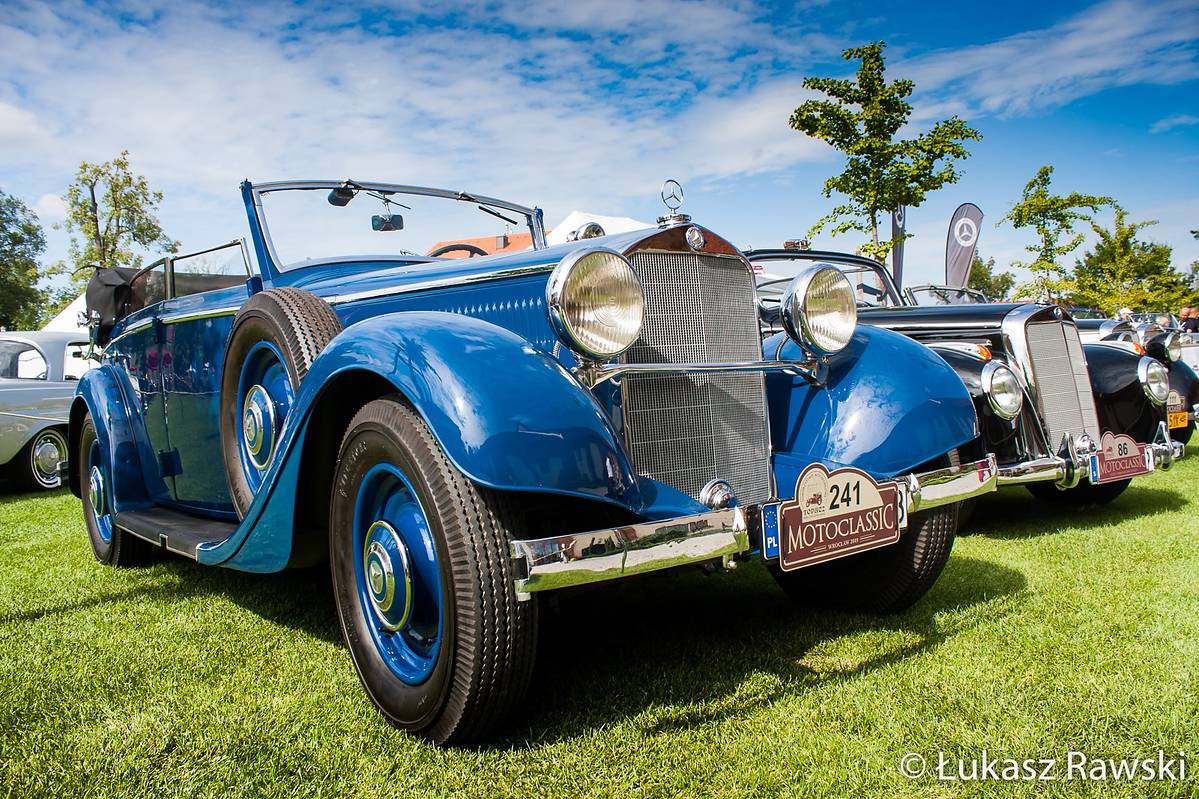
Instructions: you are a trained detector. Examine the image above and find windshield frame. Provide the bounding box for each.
[746,249,904,307]
[903,284,989,306]
[247,179,547,276]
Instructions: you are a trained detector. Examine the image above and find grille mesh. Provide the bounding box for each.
[1025,320,1101,448]
[621,251,771,505]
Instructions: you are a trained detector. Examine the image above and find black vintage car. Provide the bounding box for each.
[748,248,1186,509]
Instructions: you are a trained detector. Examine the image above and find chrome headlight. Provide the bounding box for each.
[1137,356,1170,404]
[547,248,645,360]
[1145,332,1182,363]
[981,361,1023,420]
[780,266,857,355]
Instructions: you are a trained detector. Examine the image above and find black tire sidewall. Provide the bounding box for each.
[17,426,67,491]
[329,416,456,731]
[78,416,114,563]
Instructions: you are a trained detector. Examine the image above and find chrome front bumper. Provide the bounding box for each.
[510,455,998,599]
[997,422,1184,489]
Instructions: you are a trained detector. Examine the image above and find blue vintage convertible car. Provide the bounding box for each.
[70,179,996,743]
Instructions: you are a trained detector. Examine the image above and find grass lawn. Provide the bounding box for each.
[1,460,1197,798]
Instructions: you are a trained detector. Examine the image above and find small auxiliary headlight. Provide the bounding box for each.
[981,361,1024,420]
[780,265,857,356]
[546,248,645,360]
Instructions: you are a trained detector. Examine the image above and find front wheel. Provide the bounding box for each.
[1027,479,1130,506]
[770,504,958,614]
[329,396,537,745]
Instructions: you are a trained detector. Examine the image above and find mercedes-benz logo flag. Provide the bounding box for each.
[945,203,983,288]
[891,205,906,289]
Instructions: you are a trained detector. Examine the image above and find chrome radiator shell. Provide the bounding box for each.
[1020,319,1102,448]
[620,250,772,505]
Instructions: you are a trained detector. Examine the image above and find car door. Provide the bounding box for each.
[106,260,174,503]
[158,241,252,515]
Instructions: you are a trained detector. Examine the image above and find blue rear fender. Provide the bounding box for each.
[69,364,163,508]
[765,325,979,498]
[203,311,643,571]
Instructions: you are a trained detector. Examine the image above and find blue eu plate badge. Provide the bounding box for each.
[761,502,781,559]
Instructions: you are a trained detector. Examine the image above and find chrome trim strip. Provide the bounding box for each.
[510,455,1001,597]
[105,317,155,348]
[158,307,240,325]
[0,410,69,423]
[903,455,998,513]
[576,359,816,389]
[326,263,555,305]
[512,508,750,598]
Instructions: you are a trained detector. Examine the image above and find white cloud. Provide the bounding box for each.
[1150,114,1199,133]
[0,101,45,151]
[32,193,68,222]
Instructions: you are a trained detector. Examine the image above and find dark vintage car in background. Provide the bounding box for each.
[70,179,996,743]
[749,248,1185,510]
[1,331,92,491]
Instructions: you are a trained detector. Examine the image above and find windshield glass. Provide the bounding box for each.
[907,286,987,305]
[752,257,898,308]
[1129,312,1178,327]
[258,183,537,270]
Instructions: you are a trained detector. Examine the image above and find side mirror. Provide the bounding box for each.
[372,214,404,232]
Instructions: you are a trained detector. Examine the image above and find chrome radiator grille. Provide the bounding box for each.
[1024,320,1101,448]
[621,250,772,505]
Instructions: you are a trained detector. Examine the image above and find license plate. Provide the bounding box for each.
[777,464,903,571]
[1168,410,1189,429]
[1088,432,1152,484]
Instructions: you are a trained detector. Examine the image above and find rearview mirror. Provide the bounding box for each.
[372,214,404,232]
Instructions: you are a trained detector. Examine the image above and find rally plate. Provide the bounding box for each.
[1168,391,1188,430]
[777,464,904,572]
[1088,432,1152,484]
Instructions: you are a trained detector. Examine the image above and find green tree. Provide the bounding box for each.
[0,190,47,330]
[966,253,1016,301]
[1003,166,1112,301]
[58,149,178,293]
[1066,207,1197,314]
[790,41,981,261]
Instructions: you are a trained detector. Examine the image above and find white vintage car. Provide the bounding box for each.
[1,331,93,491]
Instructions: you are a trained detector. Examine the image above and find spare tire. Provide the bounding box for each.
[220,288,342,518]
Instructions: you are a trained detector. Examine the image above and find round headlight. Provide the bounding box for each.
[1146,332,1183,362]
[780,266,857,355]
[1137,357,1170,405]
[981,361,1024,420]
[547,248,645,360]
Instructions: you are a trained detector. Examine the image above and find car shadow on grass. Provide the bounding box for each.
[488,553,1027,748]
[967,485,1187,540]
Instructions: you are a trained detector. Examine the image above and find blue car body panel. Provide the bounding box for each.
[764,325,979,497]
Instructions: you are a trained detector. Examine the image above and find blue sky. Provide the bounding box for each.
[1,0,1196,287]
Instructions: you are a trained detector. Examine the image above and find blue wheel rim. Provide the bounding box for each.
[236,340,294,493]
[353,463,443,685]
[87,440,113,544]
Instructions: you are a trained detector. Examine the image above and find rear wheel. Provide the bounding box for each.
[11,426,68,491]
[79,414,152,567]
[770,504,958,614]
[1027,479,1130,506]
[329,396,537,745]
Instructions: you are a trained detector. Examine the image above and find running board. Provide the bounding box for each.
[114,508,238,559]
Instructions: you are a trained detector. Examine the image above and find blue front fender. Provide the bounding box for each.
[765,325,979,496]
[201,312,642,570]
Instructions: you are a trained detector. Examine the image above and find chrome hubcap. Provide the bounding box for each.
[363,520,413,632]
[242,384,276,471]
[33,438,62,480]
[88,465,106,516]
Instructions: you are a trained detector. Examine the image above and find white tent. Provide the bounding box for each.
[546,210,653,245]
[42,293,89,335]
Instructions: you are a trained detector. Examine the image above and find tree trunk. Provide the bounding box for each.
[87,181,105,267]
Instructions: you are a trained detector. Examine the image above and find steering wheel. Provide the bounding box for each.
[428,242,488,258]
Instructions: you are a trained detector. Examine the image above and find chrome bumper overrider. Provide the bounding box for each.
[997,422,1184,489]
[510,455,999,599]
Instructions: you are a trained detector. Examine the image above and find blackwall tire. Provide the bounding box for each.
[220,288,342,518]
[79,414,152,567]
[329,396,537,745]
[770,503,958,615]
